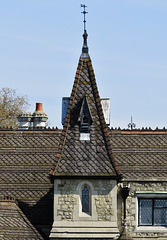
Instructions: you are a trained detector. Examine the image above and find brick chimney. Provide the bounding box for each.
[32,103,48,129]
[17,103,48,129]
[36,102,43,112]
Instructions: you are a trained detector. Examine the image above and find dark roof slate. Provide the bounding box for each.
[0,197,44,239]
[50,56,120,177]
[1,125,167,239]
[110,129,167,180]
[0,129,61,227]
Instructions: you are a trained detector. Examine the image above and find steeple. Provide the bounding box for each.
[81,4,89,58]
[49,6,121,178]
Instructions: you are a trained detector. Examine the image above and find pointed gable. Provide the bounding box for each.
[50,32,121,178]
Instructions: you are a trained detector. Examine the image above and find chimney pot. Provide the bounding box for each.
[36,103,43,112]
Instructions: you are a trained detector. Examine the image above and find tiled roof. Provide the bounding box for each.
[1,124,167,239]
[0,197,44,239]
[110,129,167,180]
[0,129,61,231]
[50,56,120,177]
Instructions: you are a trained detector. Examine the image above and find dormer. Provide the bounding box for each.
[78,96,92,140]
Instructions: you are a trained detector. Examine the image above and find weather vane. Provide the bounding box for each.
[81,4,88,31]
[128,116,136,130]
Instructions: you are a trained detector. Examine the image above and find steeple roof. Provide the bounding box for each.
[50,32,121,178]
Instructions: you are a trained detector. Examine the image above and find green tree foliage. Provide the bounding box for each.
[0,88,29,129]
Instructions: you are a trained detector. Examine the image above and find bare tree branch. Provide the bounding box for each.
[0,88,30,129]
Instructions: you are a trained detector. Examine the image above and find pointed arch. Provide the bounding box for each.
[76,181,96,218]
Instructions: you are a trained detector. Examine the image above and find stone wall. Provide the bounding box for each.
[120,182,167,240]
[95,195,113,221]
[57,194,76,220]
[55,179,78,221]
[50,179,119,239]
[54,179,116,222]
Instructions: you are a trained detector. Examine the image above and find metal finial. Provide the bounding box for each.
[81,4,88,31]
[128,116,136,130]
[80,4,89,57]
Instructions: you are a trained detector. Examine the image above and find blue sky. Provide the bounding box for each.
[0,0,167,129]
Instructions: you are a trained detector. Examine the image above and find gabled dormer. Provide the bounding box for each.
[78,95,93,140]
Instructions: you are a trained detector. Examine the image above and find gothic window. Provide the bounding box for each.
[81,185,90,214]
[139,198,167,226]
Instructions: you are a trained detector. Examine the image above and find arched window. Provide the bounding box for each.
[81,185,90,214]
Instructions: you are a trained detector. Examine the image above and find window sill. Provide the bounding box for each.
[79,212,93,220]
[79,212,91,217]
[136,226,167,233]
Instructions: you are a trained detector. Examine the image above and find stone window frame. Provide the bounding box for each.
[79,183,92,217]
[76,180,97,220]
[135,192,167,233]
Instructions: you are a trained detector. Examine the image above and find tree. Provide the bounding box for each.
[0,87,29,129]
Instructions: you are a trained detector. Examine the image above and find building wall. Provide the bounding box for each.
[120,182,167,240]
[50,179,119,239]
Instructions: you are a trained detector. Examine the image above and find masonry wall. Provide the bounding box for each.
[50,179,119,239]
[119,182,167,240]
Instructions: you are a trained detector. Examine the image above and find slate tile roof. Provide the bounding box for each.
[1,122,167,237]
[0,197,44,239]
[0,129,61,234]
[110,129,167,180]
[50,56,120,178]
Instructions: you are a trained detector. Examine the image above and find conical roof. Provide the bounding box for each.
[50,32,121,178]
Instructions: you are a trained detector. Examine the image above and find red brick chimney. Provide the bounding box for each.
[36,102,43,112]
